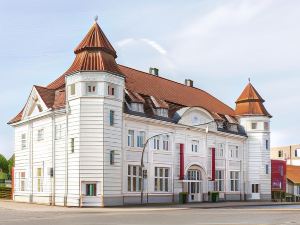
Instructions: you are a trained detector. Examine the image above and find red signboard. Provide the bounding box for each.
[271,160,286,192]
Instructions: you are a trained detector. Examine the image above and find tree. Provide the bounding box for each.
[8,154,15,179]
[0,154,8,174]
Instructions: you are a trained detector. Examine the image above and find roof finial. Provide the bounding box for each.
[248,77,251,83]
[94,15,98,23]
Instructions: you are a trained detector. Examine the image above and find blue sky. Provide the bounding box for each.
[1,0,300,158]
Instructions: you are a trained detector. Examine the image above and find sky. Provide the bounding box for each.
[1,0,300,158]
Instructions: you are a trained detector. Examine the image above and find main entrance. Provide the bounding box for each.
[186,169,203,202]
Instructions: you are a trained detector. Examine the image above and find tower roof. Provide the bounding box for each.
[64,21,122,75]
[235,82,271,117]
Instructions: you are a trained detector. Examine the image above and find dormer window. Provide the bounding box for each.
[131,103,144,113]
[156,108,168,117]
[87,83,96,94]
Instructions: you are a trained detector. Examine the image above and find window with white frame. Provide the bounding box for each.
[109,110,115,126]
[153,137,160,150]
[229,145,239,158]
[251,122,257,130]
[37,168,43,192]
[214,170,224,192]
[252,184,259,193]
[154,167,170,192]
[266,140,269,150]
[230,171,240,192]
[21,134,26,150]
[110,150,115,165]
[265,164,269,174]
[295,149,300,158]
[162,135,169,151]
[86,183,97,196]
[131,103,144,113]
[69,83,76,95]
[127,165,142,192]
[264,122,269,131]
[127,130,134,147]
[156,108,168,117]
[86,83,96,94]
[191,140,199,153]
[137,131,145,148]
[108,84,115,96]
[70,138,75,153]
[55,124,62,140]
[37,129,44,141]
[216,143,224,157]
[278,150,283,158]
[19,172,25,191]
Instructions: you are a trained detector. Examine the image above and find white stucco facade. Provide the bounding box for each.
[11,70,272,207]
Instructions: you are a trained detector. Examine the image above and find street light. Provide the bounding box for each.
[140,132,173,205]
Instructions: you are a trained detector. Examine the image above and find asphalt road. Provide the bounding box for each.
[1,205,300,225]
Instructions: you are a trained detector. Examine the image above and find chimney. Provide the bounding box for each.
[149,67,159,76]
[185,79,193,87]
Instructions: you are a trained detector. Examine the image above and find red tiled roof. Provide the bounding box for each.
[235,83,271,117]
[125,89,145,103]
[119,65,235,116]
[150,96,169,109]
[287,165,300,184]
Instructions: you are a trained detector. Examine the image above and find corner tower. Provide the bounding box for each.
[65,19,125,206]
[235,81,271,201]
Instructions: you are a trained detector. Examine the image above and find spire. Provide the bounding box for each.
[64,19,122,75]
[235,82,271,117]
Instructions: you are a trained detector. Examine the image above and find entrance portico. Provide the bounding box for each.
[183,165,208,202]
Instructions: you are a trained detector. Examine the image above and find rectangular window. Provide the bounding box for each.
[19,172,25,191]
[191,140,199,153]
[37,168,43,192]
[251,122,257,129]
[266,140,269,150]
[216,143,224,157]
[153,137,160,150]
[214,170,224,192]
[21,134,26,150]
[86,184,97,196]
[70,84,76,95]
[229,145,239,158]
[154,167,170,192]
[37,129,44,141]
[108,85,115,96]
[127,165,142,192]
[297,186,300,195]
[252,184,259,193]
[278,150,283,158]
[265,164,269,174]
[131,103,144,113]
[70,138,75,153]
[230,171,240,192]
[110,150,115,165]
[127,130,134,147]
[156,108,168,117]
[55,124,62,140]
[295,149,300,157]
[87,84,96,93]
[137,131,145,148]
[109,110,115,126]
[162,135,169,151]
[264,122,269,131]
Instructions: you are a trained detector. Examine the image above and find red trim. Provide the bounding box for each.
[179,144,184,180]
[211,148,216,181]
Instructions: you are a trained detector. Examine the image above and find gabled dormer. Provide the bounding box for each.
[150,96,169,117]
[125,89,145,113]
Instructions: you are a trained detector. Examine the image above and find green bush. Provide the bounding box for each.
[0,154,9,174]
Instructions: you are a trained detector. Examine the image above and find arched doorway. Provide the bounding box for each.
[185,165,204,202]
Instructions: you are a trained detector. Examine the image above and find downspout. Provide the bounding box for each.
[64,77,69,206]
[51,112,56,205]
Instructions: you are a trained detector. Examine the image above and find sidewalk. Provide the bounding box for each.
[1,199,300,212]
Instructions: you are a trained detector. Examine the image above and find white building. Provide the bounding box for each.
[8,21,272,207]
